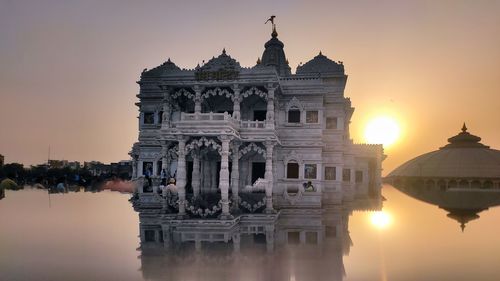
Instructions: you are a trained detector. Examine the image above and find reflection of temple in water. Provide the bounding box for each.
[137,198,382,281]
[387,124,500,231]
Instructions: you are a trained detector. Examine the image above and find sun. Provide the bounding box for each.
[364,116,401,147]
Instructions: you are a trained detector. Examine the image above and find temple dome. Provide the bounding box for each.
[199,49,241,72]
[142,58,182,77]
[260,27,291,76]
[388,124,500,179]
[296,52,344,75]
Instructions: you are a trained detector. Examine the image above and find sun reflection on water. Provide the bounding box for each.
[370,211,392,229]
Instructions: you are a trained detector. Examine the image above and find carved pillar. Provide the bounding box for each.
[195,236,202,252]
[192,150,201,197]
[219,136,231,218]
[137,160,143,177]
[336,165,343,184]
[246,161,252,186]
[232,233,241,253]
[265,225,275,253]
[161,144,168,172]
[152,157,158,177]
[176,136,187,218]
[154,110,159,125]
[266,85,275,128]
[210,161,217,192]
[161,225,171,249]
[160,87,172,128]
[231,141,240,209]
[202,159,209,194]
[194,85,202,116]
[232,84,241,120]
[264,141,275,213]
[131,156,137,179]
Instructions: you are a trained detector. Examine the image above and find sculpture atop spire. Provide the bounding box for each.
[265,15,277,37]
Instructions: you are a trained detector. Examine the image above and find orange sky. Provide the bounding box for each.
[1,0,499,175]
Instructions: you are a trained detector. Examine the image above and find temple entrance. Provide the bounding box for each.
[253,110,266,121]
[251,162,265,184]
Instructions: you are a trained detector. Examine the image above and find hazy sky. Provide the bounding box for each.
[1,0,499,174]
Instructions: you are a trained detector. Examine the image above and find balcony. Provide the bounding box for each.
[172,112,240,134]
[241,120,266,129]
[172,112,275,135]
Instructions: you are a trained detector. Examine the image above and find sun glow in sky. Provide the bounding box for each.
[364,116,401,148]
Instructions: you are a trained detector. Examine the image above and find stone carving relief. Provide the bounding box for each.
[201,87,234,100]
[185,137,222,155]
[238,142,267,159]
[283,150,302,165]
[241,86,268,100]
[285,97,304,112]
[172,88,195,100]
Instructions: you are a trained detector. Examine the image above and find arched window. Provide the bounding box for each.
[288,106,301,123]
[285,97,304,124]
[286,161,299,179]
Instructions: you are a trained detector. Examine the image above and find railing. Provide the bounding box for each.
[178,112,273,130]
[241,120,266,129]
[181,112,231,121]
[179,112,240,127]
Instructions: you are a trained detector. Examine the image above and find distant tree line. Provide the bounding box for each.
[0,163,130,189]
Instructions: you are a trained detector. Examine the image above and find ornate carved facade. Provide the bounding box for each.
[130,25,384,229]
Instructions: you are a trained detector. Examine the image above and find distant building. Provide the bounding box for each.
[67,161,81,170]
[388,124,500,188]
[48,160,68,169]
[110,160,133,178]
[84,161,108,176]
[48,160,80,170]
[0,154,4,167]
[84,161,132,178]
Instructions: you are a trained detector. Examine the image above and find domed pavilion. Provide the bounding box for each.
[387,123,500,189]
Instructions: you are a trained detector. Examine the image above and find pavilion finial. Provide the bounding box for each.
[319,51,323,56]
[461,122,467,133]
[222,48,226,55]
[461,223,466,233]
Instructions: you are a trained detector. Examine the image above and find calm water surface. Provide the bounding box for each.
[1,185,499,281]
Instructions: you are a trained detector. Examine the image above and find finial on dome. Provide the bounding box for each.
[256,57,261,64]
[222,48,226,55]
[167,58,171,63]
[462,122,467,133]
[461,223,466,232]
[271,25,278,38]
[319,51,323,56]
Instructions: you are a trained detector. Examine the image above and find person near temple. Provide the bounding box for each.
[304,181,315,192]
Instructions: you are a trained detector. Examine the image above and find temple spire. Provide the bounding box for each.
[462,122,467,132]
